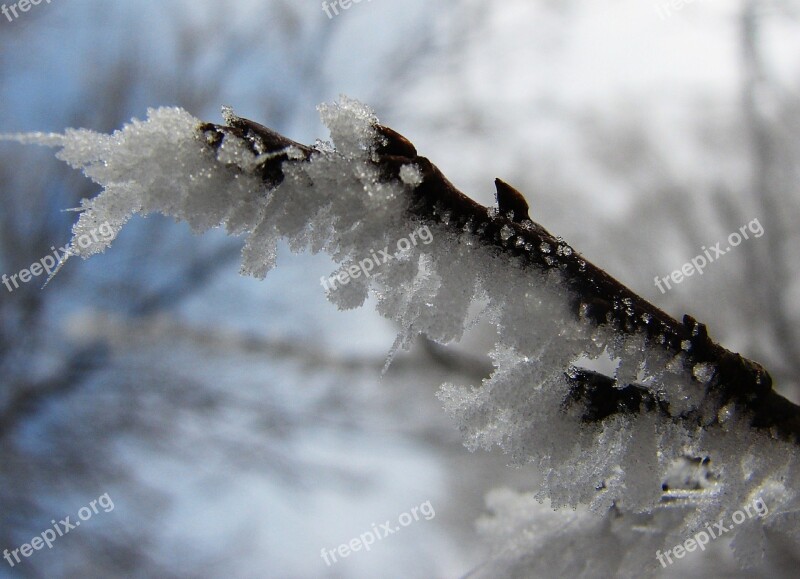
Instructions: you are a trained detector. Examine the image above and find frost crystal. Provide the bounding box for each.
[398,163,423,186]
[692,362,715,384]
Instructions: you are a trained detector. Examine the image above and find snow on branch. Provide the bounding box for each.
[3,98,799,573]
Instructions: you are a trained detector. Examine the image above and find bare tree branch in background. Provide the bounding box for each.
[0,3,481,575]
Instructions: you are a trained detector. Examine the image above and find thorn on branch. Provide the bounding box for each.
[494,178,531,223]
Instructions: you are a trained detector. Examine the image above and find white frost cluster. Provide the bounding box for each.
[5,96,799,576]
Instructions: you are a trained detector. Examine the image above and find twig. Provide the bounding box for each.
[198,114,800,444]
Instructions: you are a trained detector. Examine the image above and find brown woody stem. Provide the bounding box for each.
[199,115,800,444]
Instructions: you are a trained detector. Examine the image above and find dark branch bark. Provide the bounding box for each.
[198,114,800,444]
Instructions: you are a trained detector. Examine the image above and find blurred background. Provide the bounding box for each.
[1,0,799,577]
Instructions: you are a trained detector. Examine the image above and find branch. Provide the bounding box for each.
[199,113,800,444]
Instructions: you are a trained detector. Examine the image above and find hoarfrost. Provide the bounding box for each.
[4,96,798,576]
